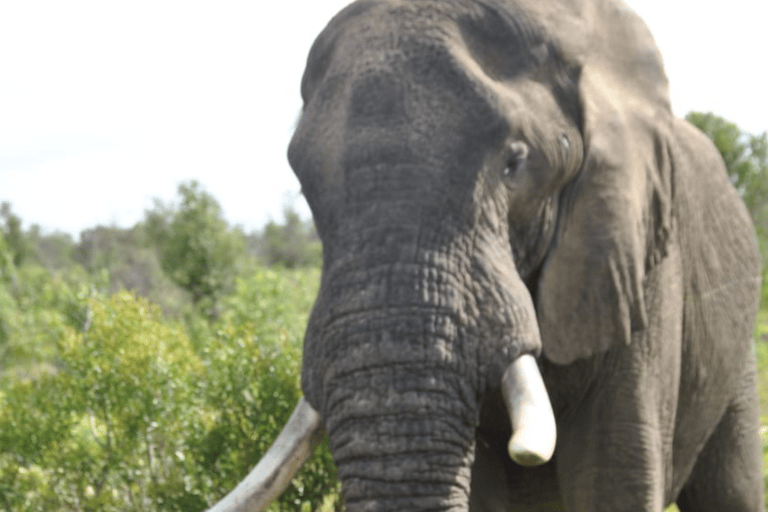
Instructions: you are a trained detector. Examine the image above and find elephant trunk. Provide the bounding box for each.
[326,363,477,511]
[300,241,551,509]
[302,261,482,510]
[202,254,556,512]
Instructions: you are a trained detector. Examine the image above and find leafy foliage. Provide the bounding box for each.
[25,225,75,272]
[1,292,201,511]
[195,267,339,510]
[0,235,90,383]
[1,203,32,267]
[0,262,338,511]
[250,205,322,269]
[0,185,337,511]
[145,181,247,310]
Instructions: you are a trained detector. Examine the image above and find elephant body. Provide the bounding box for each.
[219,0,765,510]
[473,117,764,509]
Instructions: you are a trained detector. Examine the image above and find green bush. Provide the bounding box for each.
[0,260,92,384]
[0,267,339,511]
[145,181,247,310]
[194,266,339,511]
[0,292,203,511]
[249,205,322,269]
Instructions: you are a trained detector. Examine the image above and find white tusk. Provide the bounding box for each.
[501,354,557,466]
[207,397,324,512]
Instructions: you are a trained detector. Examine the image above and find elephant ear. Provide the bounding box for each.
[537,1,674,365]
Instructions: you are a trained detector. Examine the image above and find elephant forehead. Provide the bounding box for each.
[303,0,555,102]
[301,0,581,161]
[291,0,580,231]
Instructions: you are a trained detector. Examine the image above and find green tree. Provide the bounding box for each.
[26,226,76,272]
[0,231,18,351]
[686,113,768,214]
[0,292,206,511]
[0,228,91,384]
[76,225,131,272]
[0,203,31,267]
[146,181,246,310]
[196,266,339,511]
[251,205,322,268]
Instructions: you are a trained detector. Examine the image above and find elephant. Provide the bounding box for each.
[209,0,765,510]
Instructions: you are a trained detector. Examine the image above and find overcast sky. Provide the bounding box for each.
[1,0,765,237]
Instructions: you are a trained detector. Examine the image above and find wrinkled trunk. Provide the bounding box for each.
[327,363,477,511]
[318,311,480,511]
[303,252,484,510]
[302,255,542,509]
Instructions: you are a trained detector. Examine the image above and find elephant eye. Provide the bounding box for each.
[561,134,570,156]
[503,141,529,177]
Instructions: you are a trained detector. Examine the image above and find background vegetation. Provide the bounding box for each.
[0,112,766,510]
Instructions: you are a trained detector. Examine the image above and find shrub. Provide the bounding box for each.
[0,292,204,511]
[194,266,340,511]
[0,268,340,511]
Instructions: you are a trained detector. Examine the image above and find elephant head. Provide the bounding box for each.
[209,0,675,510]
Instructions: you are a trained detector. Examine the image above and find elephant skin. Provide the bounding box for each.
[230,0,767,511]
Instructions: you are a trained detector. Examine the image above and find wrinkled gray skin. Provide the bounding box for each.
[288,0,764,510]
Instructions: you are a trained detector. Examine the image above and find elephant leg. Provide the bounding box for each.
[554,397,667,511]
[550,333,679,507]
[551,256,682,511]
[676,359,765,512]
[551,349,675,510]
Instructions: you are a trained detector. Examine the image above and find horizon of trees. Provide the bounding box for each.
[1,110,766,336]
[1,181,321,300]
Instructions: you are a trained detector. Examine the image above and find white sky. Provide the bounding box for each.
[0,0,765,237]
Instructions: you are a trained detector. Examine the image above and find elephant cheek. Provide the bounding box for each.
[472,234,545,382]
